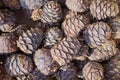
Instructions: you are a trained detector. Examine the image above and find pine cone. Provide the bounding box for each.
[84,22,111,48]
[34,49,59,75]
[3,0,20,10]
[50,37,81,66]
[20,0,47,10]
[44,27,63,48]
[5,54,33,77]
[88,40,117,62]
[66,0,91,13]
[40,1,62,25]
[0,9,16,32]
[62,14,89,37]
[104,52,120,80]
[56,63,78,80]
[109,17,120,40]
[0,33,18,54]
[17,28,43,54]
[83,61,104,80]
[90,0,119,20]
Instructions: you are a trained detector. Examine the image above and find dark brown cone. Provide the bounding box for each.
[90,0,119,20]
[83,61,104,80]
[0,33,18,54]
[88,40,117,62]
[65,0,92,13]
[104,52,120,80]
[5,54,33,77]
[62,14,89,37]
[0,9,16,32]
[44,27,63,49]
[34,49,59,75]
[17,28,43,54]
[56,63,78,80]
[40,1,62,25]
[50,37,81,66]
[84,22,112,48]
[3,0,20,10]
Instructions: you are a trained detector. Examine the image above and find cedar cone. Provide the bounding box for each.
[50,37,81,66]
[84,22,111,48]
[40,1,62,25]
[83,61,104,80]
[90,0,119,20]
[17,28,43,54]
[44,27,63,49]
[62,14,89,37]
[5,54,33,77]
[34,49,59,75]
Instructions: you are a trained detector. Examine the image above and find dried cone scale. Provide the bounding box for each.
[5,54,33,77]
[44,27,63,48]
[31,8,42,21]
[65,0,91,13]
[83,61,104,80]
[0,33,18,54]
[0,9,16,32]
[104,52,120,80]
[17,28,43,54]
[20,0,47,10]
[62,14,89,37]
[50,37,81,66]
[56,64,78,80]
[40,1,62,25]
[88,40,117,61]
[34,49,59,75]
[3,0,20,10]
[84,22,111,48]
[90,0,119,20]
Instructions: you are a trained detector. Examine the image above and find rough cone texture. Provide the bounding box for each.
[50,37,81,66]
[44,27,62,48]
[88,40,117,62]
[0,10,16,32]
[17,28,43,54]
[109,17,120,39]
[0,33,18,54]
[5,54,33,76]
[66,0,91,13]
[62,14,89,37]
[56,64,78,80]
[20,0,47,10]
[104,52,120,80]
[83,61,104,80]
[40,1,62,25]
[90,0,119,20]
[84,22,111,48]
[34,49,59,75]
